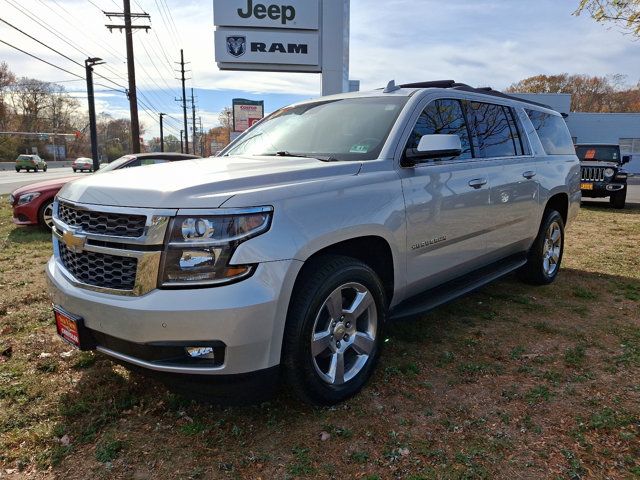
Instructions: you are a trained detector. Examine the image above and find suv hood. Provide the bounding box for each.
[12,176,78,197]
[57,156,362,208]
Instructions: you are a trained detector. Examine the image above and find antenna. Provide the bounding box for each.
[383,80,400,93]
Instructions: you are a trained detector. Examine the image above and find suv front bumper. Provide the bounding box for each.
[46,256,302,376]
[581,181,625,198]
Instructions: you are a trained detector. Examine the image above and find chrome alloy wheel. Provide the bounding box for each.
[310,282,377,386]
[43,203,54,230]
[542,221,562,276]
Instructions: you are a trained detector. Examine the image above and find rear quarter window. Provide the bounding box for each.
[525,109,574,155]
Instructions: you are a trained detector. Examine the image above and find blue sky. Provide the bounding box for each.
[1,0,639,139]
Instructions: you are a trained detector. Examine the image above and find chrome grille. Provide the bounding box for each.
[59,242,138,290]
[581,166,605,182]
[58,202,147,238]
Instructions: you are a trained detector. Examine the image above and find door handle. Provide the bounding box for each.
[523,171,536,179]
[468,178,487,189]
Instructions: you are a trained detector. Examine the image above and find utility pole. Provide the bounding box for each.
[176,49,190,154]
[180,130,184,153]
[85,57,104,171]
[159,113,166,152]
[105,1,150,154]
[191,88,197,155]
[198,116,204,156]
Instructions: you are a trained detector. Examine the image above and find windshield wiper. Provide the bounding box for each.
[266,151,339,162]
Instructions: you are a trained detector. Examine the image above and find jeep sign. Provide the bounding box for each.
[215,29,319,67]
[214,0,319,30]
[214,0,349,95]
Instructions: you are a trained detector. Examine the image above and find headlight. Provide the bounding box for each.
[160,207,272,287]
[17,192,41,205]
[604,168,615,178]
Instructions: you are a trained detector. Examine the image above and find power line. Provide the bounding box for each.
[2,0,129,91]
[0,17,83,68]
[0,38,125,95]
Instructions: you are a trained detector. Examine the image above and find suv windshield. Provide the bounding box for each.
[224,97,408,161]
[575,145,620,163]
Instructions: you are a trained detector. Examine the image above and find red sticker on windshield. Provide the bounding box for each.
[585,149,596,159]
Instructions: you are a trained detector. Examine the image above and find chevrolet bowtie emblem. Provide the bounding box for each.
[62,230,87,254]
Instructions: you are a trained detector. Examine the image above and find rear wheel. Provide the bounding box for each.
[609,188,626,209]
[43,165,47,172]
[73,168,77,172]
[38,200,54,230]
[15,167,20,172]
[283,255,386,405]
[518,209,564,285]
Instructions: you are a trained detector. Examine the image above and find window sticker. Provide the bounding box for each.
[350,144,369,154]
[585,149,596,159]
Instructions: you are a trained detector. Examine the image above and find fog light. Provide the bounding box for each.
[185,346,215,359]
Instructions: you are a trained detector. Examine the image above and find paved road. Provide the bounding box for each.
[0,169,85,195]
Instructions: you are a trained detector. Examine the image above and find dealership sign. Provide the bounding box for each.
[213,0,349,95]
[232,98,264,132]
[215,29,319,67]
[214,0,319,29]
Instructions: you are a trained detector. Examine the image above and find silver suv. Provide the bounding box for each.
[47,80,580,405]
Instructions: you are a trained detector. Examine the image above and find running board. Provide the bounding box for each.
[389,253,528,321]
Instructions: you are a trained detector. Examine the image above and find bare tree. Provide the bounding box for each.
[575,0,640,36]
[218,107,233,143]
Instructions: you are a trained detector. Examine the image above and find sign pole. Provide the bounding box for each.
[321,0,349,96]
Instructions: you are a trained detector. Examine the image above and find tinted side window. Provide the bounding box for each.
[406,99,472,160]
[525,109,575,155]
[466,102,517,158]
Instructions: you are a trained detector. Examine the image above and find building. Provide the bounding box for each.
[512,93,640,174]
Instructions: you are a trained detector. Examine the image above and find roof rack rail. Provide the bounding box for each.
[399,80,456,89]
[397,80,553,110]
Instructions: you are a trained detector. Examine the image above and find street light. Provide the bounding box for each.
[85,57,105,171]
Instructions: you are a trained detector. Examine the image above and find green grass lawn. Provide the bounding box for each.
[0,198,638,479]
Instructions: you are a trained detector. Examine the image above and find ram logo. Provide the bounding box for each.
[226,36,246,57]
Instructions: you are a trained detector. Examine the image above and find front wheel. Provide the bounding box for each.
[610,188,626,209]
[15,167,20,172]
[38,200,54,230]
[43,166,47,172]
[283,255,386,405]
[518,209,565,285]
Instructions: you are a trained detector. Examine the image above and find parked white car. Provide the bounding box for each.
[47,80,580,405]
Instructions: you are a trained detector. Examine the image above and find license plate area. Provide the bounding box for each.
[54,306,96,350]
[580,182,594,191]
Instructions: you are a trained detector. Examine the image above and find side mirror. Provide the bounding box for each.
[622,155,631,165]
[405,134,462,164]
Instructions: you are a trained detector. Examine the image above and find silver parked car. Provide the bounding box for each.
[71,157,94,172]
[47,80,580,405]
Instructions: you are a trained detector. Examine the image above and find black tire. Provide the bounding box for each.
[518,209,565,285]
[609,188,626,209]
[38,200,54,231]
[73,169,77,172]
[15,167,20,172]
[43,166,47,172]
[282,255,387,405]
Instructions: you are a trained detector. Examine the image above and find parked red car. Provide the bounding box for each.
[10,153,199,230]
